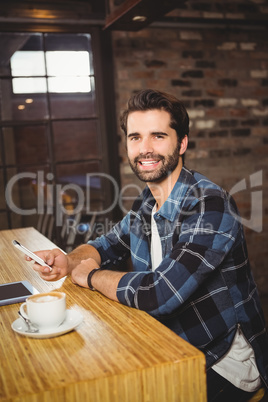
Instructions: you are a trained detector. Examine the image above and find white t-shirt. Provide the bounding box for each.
[150,204,162,271]
[150,205,261,392]
[212,329,261,391]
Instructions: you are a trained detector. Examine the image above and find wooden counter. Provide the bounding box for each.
[0,227,206,401]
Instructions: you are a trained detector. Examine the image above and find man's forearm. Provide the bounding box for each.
[67,244,101,271]
[91,269,126,301]
[69,246,126,301]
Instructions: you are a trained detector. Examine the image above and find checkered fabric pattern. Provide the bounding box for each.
[89,167,268,387]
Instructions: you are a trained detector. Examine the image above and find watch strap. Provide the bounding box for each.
[87,268,100,291]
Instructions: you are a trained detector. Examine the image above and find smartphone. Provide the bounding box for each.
[12,240,52,271]
[0,281,39,306]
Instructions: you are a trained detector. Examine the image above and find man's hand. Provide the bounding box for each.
[26,248,69,281]
[25,244,101,282]
[71,258,100,288]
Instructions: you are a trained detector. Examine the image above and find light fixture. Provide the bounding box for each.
[25,98,33,104]
[18,105,25,110]
[132,15,147,22]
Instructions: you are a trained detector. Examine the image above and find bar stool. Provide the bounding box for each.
[248,387,266,401]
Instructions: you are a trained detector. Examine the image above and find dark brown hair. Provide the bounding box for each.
[120,89,189,144]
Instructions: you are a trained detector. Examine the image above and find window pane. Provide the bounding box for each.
[10,51,46,76]
[53,120,99,163]
[2,127,16,164]
[44,33,94,74]
[7,166,50,230]
[48,77,91,93]
[12,77,47,94]
[7,166,50,209]
[13,93,48,120]
[0,33,43,78]
[46,51,90,76]
[56,161,100,180]
[56,161,103,213]
[49,77,96,119]
[3,125,49,165]
[0,79,48,121]
[0,78,13,120]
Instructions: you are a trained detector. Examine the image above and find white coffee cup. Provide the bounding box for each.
[20,292,66,330]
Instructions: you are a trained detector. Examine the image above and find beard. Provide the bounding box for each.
[128,145,181,183]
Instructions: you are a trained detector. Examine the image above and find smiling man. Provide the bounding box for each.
[127,109,184,183]
[126,108,188,211]
[31,89,268,401]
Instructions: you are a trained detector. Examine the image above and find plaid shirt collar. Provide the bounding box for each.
[137,166,194,222]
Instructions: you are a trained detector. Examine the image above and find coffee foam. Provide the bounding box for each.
[32,295,60,303]
[29,292,64,303]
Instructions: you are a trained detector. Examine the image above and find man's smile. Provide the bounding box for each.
[138,159,161,168]
[134,154,164,171]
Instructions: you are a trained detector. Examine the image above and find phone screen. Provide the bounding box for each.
[0,282,32,301]
[0,281,39,305]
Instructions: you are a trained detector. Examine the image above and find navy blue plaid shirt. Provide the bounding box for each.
[89,167,268,387]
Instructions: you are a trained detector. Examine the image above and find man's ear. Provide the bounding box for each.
[179,135,188,155]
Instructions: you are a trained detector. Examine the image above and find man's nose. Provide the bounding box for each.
[139,138,154,154]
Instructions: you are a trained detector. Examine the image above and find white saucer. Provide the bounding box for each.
[11,309,83,339]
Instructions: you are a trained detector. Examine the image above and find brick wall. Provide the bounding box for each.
[111,14,268,294]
